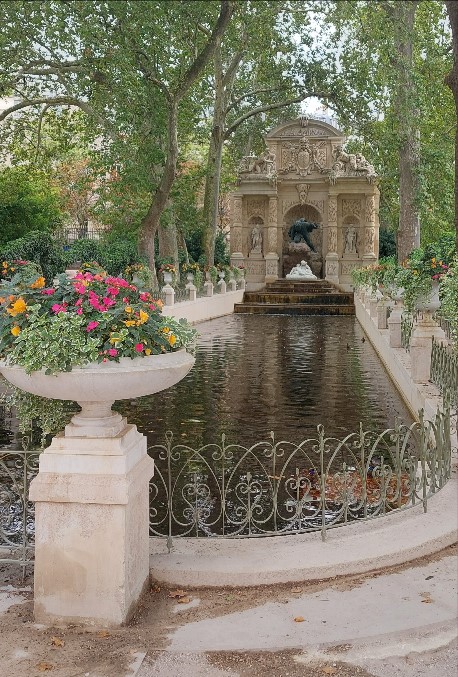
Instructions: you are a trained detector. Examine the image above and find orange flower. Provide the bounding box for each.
[30,276,45,289]
[11,325,21,336]
[6,297,27,316]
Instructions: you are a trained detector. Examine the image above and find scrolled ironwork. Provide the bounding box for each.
[401,313,414,351]
[148,409,452,548]
[430,337,458,410]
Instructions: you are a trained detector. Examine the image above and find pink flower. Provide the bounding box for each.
[149,304,156,311]
[106,286,120,296]
[51,303,67,313]
[41,289,55,295]
[75,298,83,306]
[102,297,115,307]
[139,292,149,301]
[135,343,144,353]
[107,348,118,357]
[76,307,83,315]
[86,321,99,332]
[73,283,86,294]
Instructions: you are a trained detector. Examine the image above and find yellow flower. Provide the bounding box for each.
[145,348,152,355]
[168,334,176,346]
[30,276,45,289]
[162,326,170,333]
[11,325,21,336]
[109,333,122,344]
[124,320,137,327]
[6,297,27,316]
[125,306,133,314]
[431,258,436,263]
[139,310,148,324]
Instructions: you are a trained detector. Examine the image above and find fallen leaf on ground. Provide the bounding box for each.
[291,587,303,594]
[294,616,305,622]
[421,597,434,603]
[37,662,54,671]
[177,596,192,604]
[97,630,110,638]
[169,589,188,599]
[322,667,338,675]
[151,585,161,593]
[50,637,64,647]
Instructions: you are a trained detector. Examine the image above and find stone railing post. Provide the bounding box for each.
[204,281,214,297]
[228,278,237,292]
[388,302,403,348]
[239,277,246,291]
[218,278,227,294]
[411,313,447,383]
[186,282,197,301]
[377,299,389,330]
[162,283,175,307]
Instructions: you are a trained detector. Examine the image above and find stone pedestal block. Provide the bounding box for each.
[204,281,213,297]
[162,283,175,307]
[388,305,403,348]
[264,252,279,283]
[377,301,388,330]
[411,316,447,384]
[29,425,154,626]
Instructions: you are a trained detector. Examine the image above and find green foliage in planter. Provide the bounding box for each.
[440,257,458,348]
[0,384,73,448]
[10,309,100,374]
[0,231,66,283]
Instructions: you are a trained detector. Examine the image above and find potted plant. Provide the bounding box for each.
[124,263,154,290]
[158,262,177,286]
[395,248,449,313]
[0,262,196,434]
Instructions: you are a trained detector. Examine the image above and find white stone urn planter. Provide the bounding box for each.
[415,280,440,313]
[163,270,173,285]
[0,351,194,438]
[0,351,194,626]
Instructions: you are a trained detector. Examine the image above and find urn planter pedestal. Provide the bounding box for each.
[0,352,194,626]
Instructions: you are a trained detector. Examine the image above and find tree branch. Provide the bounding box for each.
[224,91,332,138]
[0,96,93,122]
[227,86,291,112]
[174,0,234,101]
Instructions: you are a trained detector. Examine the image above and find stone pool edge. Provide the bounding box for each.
[149,472,457,587]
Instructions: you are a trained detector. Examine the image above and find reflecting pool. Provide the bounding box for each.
[116,314,415,447]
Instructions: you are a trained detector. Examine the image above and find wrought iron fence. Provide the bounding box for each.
[148,409,452,549]
[401,313,414,351]
[0,446,39,575]
[430,338,458,410]
[0,409,452,568]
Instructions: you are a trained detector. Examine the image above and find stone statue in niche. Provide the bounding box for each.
[365,227,375,252]
[286,260,317,280]
[344,226,358,254]
[250,226,263,254]
[288,219,319,252]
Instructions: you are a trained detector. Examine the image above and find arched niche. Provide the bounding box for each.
[282,203,322,254]
[342,215,360,257]
[247,215,264,255]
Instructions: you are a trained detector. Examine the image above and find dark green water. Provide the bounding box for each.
[116,314,414,448]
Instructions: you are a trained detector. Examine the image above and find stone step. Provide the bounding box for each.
[243,293,353,305]
[234,303,355,316]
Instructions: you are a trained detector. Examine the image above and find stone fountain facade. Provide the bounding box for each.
[229,118,380,290]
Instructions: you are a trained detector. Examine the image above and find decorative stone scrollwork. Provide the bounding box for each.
[296,183,311,205]
[238,149,276,177]
[247,198,265,219]
[341,261,361,276]
[326,260,338,277]
[230,228,243,254]
[327,146,377,184]
[328,197,337,223]
[232,197,242,223]
[279,136,327,176]
[342,199,362,219]
[365,195,376,223]
[364,227,375,254]
[268,198,277,224]
[282,199,324,217]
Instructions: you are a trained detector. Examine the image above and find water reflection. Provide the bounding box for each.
[116,315,414,447]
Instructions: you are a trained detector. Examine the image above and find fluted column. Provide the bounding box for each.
[325,193,339,283]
